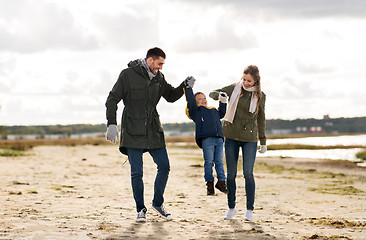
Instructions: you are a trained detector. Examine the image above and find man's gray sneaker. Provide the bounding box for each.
[136,208,147,222]
[152,205,173,220]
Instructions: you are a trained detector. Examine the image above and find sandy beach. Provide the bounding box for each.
[0,144,365,240]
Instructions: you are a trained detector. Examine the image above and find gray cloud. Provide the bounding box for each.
[0,0,100,53]
[57,70,116,96]
[89,70,116,95]
[170,0,366,19]
[174,24,258,52]
[93,7,160,50]
[268,76,325,99]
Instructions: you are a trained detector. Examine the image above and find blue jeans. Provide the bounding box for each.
[202,137,226,182]
[225,138,257,210]
[127,147,170,212]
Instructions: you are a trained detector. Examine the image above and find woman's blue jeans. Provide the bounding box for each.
[225,138,257,210]
[202,137,226,182]
[127,147,170,212]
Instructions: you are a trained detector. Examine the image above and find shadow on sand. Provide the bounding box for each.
[105,221,168,240]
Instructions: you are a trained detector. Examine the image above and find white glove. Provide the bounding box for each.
[105,124,119,144]
[258,145,267,153]
[184,76,196,88]
[218,92,228,103]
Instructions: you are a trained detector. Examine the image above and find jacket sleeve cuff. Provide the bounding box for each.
[107,120,117,127]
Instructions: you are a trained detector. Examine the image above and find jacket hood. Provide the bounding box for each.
[127,59,142,68]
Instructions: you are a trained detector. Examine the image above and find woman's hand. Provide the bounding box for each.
[258,145,267,153]
[219,92,228,103]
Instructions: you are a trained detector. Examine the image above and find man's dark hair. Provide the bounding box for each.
[146,47,166,60]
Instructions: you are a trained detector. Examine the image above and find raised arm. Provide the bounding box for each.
[161,77,185,103]
[184,86,198,120]
[218,92,228,119]
[209,84,235,100]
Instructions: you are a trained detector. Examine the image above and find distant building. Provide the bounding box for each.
[296,127,308,133]
[268,129,293,135]
[309,126,324,133]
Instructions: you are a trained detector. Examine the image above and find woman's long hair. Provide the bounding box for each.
[241,65,262,113]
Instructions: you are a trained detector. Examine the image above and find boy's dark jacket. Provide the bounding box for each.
[184,87,226,148]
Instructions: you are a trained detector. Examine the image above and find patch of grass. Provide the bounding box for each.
[8,191,22,195]
[308,185,364,196]
[255,162,318,175]
[308,217,365,229]
[254,162,287,174]
[0,149,26,157]
[27,190,38,194]
[302,234,352,240]
[165,136,195,143]
[12,181,29,185]
[355,149,366,160]
[254,162,349,180]
[97,223,117,231]
[0,137,109,151]
[268,144,364,150]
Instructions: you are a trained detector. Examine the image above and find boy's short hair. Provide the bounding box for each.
[146,47,166,60]
[194,92,204,97]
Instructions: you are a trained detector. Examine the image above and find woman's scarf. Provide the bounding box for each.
[224,81,258,123]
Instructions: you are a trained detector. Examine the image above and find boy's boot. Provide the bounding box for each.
[206,181,215,195]
[215,181,228,194]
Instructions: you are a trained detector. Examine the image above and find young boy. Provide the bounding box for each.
[184,84,228,195]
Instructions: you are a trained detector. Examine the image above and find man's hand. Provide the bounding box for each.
[184,76,196,88]
[105,124,119,144]
[219,92,228,103]
[258,145,267,153]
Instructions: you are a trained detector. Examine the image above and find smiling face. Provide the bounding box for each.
[242,73,256,89]
[195,93,207,107]
[146,56,165,74]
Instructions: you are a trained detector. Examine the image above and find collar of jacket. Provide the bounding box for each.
[141,58,156,80]
[128,59,162,81]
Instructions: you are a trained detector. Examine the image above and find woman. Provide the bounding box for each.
[209,65,267,221]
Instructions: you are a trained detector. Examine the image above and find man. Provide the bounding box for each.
[105,47,195,222]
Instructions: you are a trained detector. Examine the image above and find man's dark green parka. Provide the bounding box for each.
[105,59,185,155]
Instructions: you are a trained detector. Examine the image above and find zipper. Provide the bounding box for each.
[211,110,219,136]
[146,76,150,149]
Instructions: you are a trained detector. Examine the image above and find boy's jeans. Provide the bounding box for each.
[225,138,257,210]
[127,147,170,212]
[202,137,226,182]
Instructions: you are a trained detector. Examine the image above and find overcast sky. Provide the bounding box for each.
[0,0,365,126]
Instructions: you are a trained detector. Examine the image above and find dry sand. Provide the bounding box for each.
[0,144,365,240]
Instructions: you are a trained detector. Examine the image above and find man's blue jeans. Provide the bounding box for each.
[127,147,170,212]
[202,137,226,182]
[225,138,257,210]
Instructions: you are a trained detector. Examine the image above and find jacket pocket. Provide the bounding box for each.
[126,115,146,136]
[241,120,256,139]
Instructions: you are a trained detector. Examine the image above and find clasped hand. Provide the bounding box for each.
[184,76,196,88]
